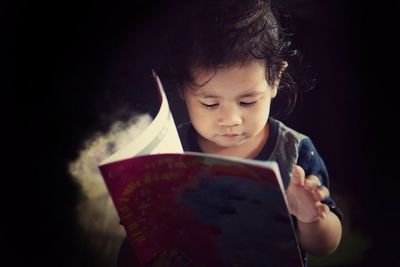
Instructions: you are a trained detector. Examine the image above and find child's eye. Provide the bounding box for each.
[201,103,219,109]
[240,101,257,107]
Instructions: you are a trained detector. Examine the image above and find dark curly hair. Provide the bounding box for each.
[160,0,299,114]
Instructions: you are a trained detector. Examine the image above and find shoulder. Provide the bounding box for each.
[177,122,191,150]
[177,122,201,152]
[177,121,192,139]
[268,118,309,162]
[271,118,309,144]
[271,118,327,179]
[267,118,326,183]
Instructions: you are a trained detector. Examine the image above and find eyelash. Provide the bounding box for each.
[200,101,257,109]
[201,103,218,110]
[240,101,257,107]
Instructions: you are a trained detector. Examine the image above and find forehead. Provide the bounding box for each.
[187,62,267,95]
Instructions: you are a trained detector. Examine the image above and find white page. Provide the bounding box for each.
[99,71,183,166]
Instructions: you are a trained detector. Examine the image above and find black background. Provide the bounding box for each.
[7,0,399,266]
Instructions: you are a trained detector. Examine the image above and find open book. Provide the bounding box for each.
[98,71,304,267]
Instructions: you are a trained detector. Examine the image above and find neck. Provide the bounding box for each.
[198,124,269,159]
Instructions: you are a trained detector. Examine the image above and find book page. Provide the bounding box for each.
[99,71,183,166]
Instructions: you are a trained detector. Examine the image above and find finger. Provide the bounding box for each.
[304,175,322,190]
[311,186,330,201]
[317,203,329,219]
[291,165,305,186]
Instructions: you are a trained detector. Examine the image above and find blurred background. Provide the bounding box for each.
[7,0,399,266]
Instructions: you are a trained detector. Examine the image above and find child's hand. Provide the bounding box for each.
[286,165,330,223]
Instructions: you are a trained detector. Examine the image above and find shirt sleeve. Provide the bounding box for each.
[296,138,343,221]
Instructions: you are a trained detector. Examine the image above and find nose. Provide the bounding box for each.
[217,104,242,127]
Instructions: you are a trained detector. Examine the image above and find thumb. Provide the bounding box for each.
[291,165,305,186]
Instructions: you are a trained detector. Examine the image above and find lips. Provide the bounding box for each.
[221,133,240,137]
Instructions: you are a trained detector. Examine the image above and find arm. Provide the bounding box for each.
[287,165,342,256]
[297,207,342,256]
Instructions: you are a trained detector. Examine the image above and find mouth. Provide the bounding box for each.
[220,133,241,138]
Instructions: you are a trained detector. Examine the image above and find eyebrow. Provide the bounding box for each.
[192,92,218,99]
[239,92,264,98]
[194,90,264,99]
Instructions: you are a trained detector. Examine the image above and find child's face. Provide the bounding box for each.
[183,61,278,151]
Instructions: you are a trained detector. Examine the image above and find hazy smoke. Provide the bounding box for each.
[68,113,152,267]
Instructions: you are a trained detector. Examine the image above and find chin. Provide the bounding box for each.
[215,139,248,148]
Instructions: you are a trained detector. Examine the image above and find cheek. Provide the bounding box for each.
[247,112,268,128]
[245,105,270,130]
[186,101,208,124]
[185,99,198,116]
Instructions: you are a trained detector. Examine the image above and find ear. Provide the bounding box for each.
[271,86,278,98]
[272,61,288,98]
